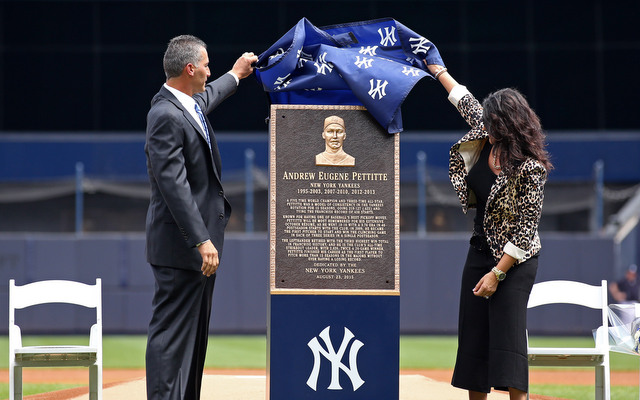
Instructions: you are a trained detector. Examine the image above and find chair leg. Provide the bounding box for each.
[89,365,99,400]
[603,360,611,400]
[11,366,23,400]
[595,365,609,400]
[595,366,602,400]
[98,364,103,400]
[605,357,611,400]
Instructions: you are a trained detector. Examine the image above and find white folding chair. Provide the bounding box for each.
[9,279,102,400]
[527,279,610,400]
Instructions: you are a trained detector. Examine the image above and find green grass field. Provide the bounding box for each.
[1,335,639,399]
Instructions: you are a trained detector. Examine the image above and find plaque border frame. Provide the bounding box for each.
[269,104,400,296]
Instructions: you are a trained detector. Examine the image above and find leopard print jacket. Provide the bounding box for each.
[449,90,547,264]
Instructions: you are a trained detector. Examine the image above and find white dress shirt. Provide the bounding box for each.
[163,72,239,135]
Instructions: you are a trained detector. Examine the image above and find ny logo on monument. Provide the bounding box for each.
[306,326,365,391]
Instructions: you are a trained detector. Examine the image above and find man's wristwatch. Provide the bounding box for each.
[492,267,506,281]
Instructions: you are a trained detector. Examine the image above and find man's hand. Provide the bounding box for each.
[231,52,259,80]
[197,240,219,277]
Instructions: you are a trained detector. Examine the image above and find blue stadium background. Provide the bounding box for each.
[0,0,639,335]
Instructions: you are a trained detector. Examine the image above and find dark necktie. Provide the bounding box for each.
[194,103,211,149]
[194,102,221,175]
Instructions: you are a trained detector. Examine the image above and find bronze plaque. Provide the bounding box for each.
[270,105,399,294]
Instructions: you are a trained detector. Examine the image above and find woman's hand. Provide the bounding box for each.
[473,271,499,298]
[474,254,516,298]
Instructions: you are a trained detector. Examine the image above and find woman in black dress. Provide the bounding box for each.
[425,62,552,400]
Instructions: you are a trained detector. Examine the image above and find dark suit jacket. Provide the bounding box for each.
[145,74,236,270]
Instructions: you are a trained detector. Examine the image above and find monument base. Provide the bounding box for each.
[268,294,399,399]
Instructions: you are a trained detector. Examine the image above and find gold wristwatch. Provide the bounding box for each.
[492,267,506,281]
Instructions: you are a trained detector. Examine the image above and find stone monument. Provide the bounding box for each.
[268,104,399,399]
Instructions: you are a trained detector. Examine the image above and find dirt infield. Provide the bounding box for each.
[2,368,638,400]
[3,367,638,386]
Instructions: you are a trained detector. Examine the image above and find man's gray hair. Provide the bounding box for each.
[163,35,207,80]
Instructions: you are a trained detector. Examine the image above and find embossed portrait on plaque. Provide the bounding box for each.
[315,115,355,167]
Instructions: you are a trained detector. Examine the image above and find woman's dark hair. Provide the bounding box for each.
[482,88,553,177]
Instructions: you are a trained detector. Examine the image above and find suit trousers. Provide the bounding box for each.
[146,265,216,400]
[451,242,538,394]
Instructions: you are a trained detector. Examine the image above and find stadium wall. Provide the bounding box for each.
[2,132,640,182]
[0,233,614,335]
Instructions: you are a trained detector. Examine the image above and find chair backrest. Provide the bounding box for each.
[528,280,608,333]
[9,279,102,327]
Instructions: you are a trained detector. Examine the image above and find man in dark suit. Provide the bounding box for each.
[144,35,257,400]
